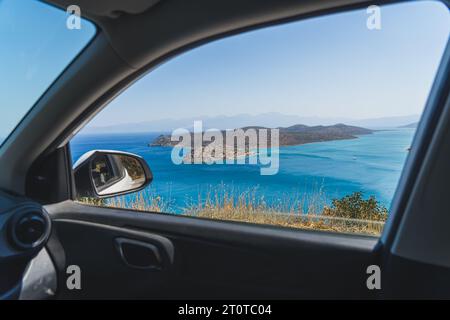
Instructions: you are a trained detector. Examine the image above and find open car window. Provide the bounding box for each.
[70,1,450,236]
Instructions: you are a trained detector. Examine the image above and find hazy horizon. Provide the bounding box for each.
[80,112,421,134]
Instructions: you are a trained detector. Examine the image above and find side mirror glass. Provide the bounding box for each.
[73,150,152,198]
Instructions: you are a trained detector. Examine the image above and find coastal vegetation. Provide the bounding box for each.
[78,188,388,236]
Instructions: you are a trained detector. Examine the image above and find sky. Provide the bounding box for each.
[0,0,449,137]
[0,0,96,137]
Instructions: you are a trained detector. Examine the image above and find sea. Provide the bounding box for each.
[70,128,416,214]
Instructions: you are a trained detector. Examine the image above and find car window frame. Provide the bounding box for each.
[64,1,450,240]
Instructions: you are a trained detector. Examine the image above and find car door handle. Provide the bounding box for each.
[115,238,166,270]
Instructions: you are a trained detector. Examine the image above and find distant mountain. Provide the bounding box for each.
[348,115,420,129]
[83,112,420,134]
[150,123,374,148]
[399,122,418,128]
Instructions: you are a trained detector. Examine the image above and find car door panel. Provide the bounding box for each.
[46,201,378,299]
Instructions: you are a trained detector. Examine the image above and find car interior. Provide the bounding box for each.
[1,0,450,300]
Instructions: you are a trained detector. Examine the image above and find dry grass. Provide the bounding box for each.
[182,187,385,235]
[78,186,386,236]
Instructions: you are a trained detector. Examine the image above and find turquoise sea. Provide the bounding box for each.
[70,128,415,213]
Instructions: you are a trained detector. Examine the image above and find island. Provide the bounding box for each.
[151,124,372,146]
[149,123,373,162]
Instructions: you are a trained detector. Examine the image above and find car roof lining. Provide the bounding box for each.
[44,0,379,69]
[44,0,161,19]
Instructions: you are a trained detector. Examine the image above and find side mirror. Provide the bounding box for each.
[73,150,153,198]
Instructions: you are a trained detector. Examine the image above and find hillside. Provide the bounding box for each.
[277,123,372,146]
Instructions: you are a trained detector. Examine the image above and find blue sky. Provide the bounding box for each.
[0,0,449,136]
[88,1,450,127]
[0,0,96,137]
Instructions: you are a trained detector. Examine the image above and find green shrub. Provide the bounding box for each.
[323,191,388,222]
